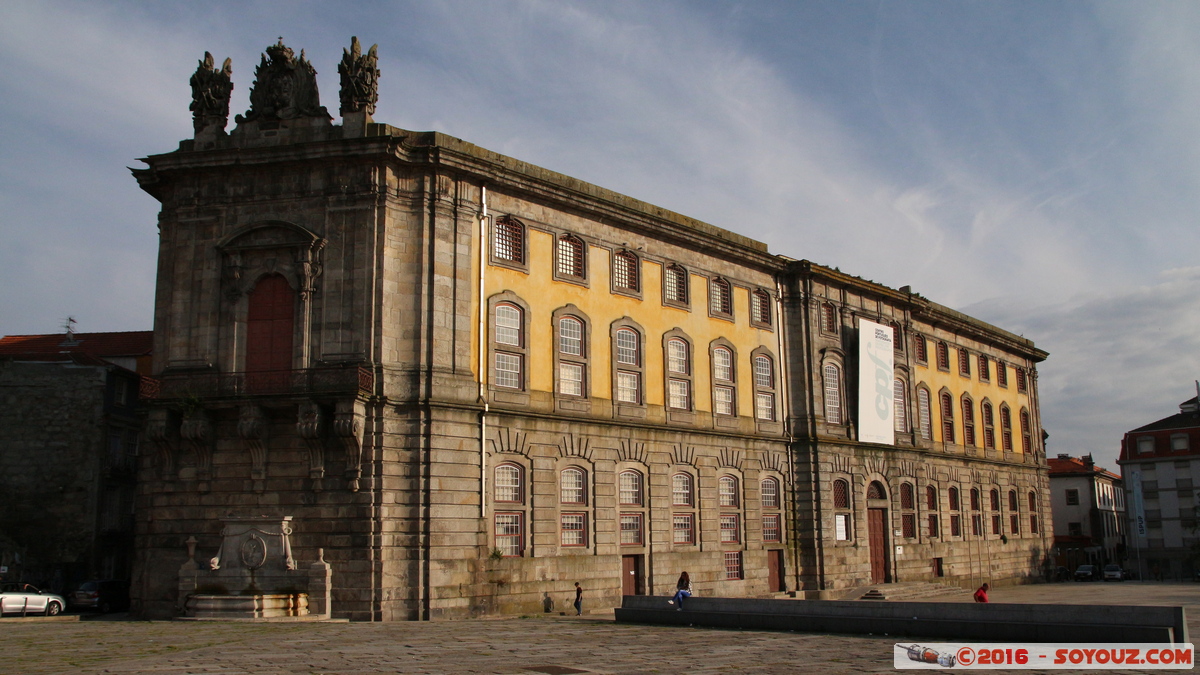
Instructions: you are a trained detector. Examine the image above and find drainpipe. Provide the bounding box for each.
[775,276,797,593]
[479,187,490,521]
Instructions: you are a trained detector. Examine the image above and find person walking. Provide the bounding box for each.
[973,582,990,603]
[667,571,692,610]
[573,582,582,616]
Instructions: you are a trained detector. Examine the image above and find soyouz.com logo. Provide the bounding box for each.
[894,643,1194,669]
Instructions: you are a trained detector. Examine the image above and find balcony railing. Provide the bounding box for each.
[140,366,373,400]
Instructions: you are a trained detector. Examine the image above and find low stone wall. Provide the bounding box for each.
[616,596,1188,644]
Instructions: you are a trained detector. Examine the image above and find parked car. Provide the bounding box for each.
[1102,564,1124,581]
[1054,566,1071,582]
[1074,564,1098,581]
[70,580,130,613]
[0,583,66,616]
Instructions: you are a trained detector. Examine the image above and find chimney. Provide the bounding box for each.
[1082,454,1094,470]
[1056,453,1070,460]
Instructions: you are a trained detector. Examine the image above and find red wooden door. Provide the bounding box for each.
[868,508,889,584]
[767,549,784,592]
[621,555,642,596]
[246,275,295,382]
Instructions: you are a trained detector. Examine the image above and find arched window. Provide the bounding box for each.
[667,339,690,375]
[892,322,903,352]
[666,337,692,410]
[958,348,971,377]
[613,326,642,405]
[990,488,1000,511]
[1020,409,1032,452]
[867,481,886,500]
[719,475,740,507]
[820,303,838,333]
[560,467,585,504]
[712,345,735,416]
[619,470,643,506]
[833,478,852,541]
[914,334,928,363]
[751,289,772,326]
[1008,489,1018,511]
[613,250,639,292]
[664,264,688,305]
[1016,368,1028,392]
[754,353,776,421]
[917,387,933,440]
[559,317,582,356]
[979,355,991,382]
[494,303,524,389]
[900,483,915,510]
[996,361,1009,387]
[496,304,522,346]
[556,314,587,398]
[982,401,995,450]
[940,392,955,443]
[833,479,850,508]
[493,216,525,264]
[900,482,916,538]
[672,473,694,506]
[824,363,843,424]
[761,477,781,509]
[926,485,940,538]
[961,396,976,446]
[1000,405,1013,451]
[495,463,523,503]
[556,235,585,279]
[893,379,908,433]
[936,342,950,370]
[1028,491,1040,534]
[949,487,960,510]
[970,488,980,511]
[709,277,732,316]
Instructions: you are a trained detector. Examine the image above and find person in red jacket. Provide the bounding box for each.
[973,582,990,603]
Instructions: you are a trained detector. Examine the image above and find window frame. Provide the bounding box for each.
[940,390,955,444]
[761,476,781,509]
[820,302,839,335]
[981,400,995,450]
[489,215,528,271]
[663,263,690,309]
[611,249,641,297]
[495,462,524,504]
[711,342,737,417]
[762,512,782,543]
[916,386,933,441]
[619,469,645,506]
[936,342,950,371]
[958,348,971,377]
[489,295,529,393]
[560,512,588,547]
[672,472,695,506]
[719,474,741,508]
[708,277,733,320]
[753,349,778,423]
[553,233,588,284]
[560,466,587,505]
[823,362,844,425]
[750,288,773,329]
[553,308,591,401]
[494,512,524,557]
[611,320,646,409]
[914,334,928,364]
[961,395,976,447]
[664,331,694,414]
[893,378,909,434]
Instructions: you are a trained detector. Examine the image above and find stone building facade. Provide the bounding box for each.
[129,39,1051,620]
[1048,454,1125,571]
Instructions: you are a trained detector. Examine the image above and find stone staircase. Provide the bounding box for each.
[842,581,972,601]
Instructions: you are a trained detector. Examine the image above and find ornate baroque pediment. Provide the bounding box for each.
[218,221,326,301]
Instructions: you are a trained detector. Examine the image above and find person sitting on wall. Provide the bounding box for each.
[973,582,990,603]
[667,571,692,610]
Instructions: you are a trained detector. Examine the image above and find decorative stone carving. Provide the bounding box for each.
[718,447,743,470]
[490,427,529,456]
[334,399,366,492]
[146,408,179,479]
[297,401,326,492]
[189,52,233,133]
[237,405,269,493]
[236,39,329,124]
[338,36,379,116]
[218,221,326,302]
[180,409,215,491]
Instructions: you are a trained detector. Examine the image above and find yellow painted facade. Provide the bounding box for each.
[913,353,1032,452]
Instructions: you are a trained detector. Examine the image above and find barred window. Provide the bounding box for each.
[821,303,838,333]
[917,388,933,440]
[992,514,1001,535]
[493,217,524,264]
[613,251,639,292]
[724,551,743,580]
[1008,490,1018,512]
[900,483,915,510]
[710,278,732,315]
[762,477,781,508]
[672,473,694,506]
[1020,409,1032,452]
[556,235,585,278]
[561,513,586,547]
[970,488,980,511]
[997,361,1008,387]
[902,513,916,538]
[990,489,1000,511]
[949,487,960,511]
[720,514,741,543]
[672,514,695,544]
[867,481,886,500]
[620,513,643,545]
[1016,368,1027,392]
[560,468,585,504]
[719,475,740,507]
[824,363,843,424]
[751,290,771,325]
[495,464,522,503]
[619,470,643,506]
[495,513,523,556]
[665,265,688,304]
[950,514,961,537]
[833,479,850,509]
[1030,514,1039,534]
[1028,491,1038,512]
[928,514,940,537]
[926,485,938,510]
[763,513,782,543]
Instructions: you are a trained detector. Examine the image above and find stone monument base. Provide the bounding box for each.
[186,593,308,619]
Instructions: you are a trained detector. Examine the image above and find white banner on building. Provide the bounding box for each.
[858,317,895,445]
[1131,471,1146,538]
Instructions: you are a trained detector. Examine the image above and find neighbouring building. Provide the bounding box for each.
[0,329,151,592]
[1119,394,1200,581]
[1048,454,1125,571]
[128,38,1051,620]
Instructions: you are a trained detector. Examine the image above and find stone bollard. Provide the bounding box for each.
[308,548,332,619]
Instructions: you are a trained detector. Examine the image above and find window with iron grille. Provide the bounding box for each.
[495,464,522,503]
[613,251,639,292]
[917,388,933,440]
[914,335,927,362]
[824,364,843,424]
[951,514,961,537]
[900,483,915,510]
[1000,405,1013,451]
[982,402,995,449]
[940,392,955,443]
[495,513,523,556]
[979,354,990,381]
[833,479,850,509]
[959,349,971,376]
[724,551,744,580]
[867,481,886,499]
[751,290,771,326]
[556,235,585,279]
[820,303,838,333]
[560,468,585,504]
[561,513,586,547]
[902,513,916,538]
[763,514,782,543]
[762,477,781,508]
[894,379,908,433]
[619,471,643,505]
[1028,491,1037,512]
[664,265,688,304]
[672,514,695,544]
[1020,409,1032,452]
[709,278,732,316]
[719,475,740,507]
[936,342,950,370]
[720,514,741,543]
[619,513,643,545]
[928,514,939,538]
[493,217,524,264]
[996,361,1008,387]
[1016,368,1027,392]
[962,397,976,446]
[672,473,694,506]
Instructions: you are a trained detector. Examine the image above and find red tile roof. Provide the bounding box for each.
[1048,455,1120,481]
[0,331,152,363]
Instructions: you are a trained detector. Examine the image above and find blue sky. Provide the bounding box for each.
[3,0,1200,469]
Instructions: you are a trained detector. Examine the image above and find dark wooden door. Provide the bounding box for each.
[246,275,295,384]
[621,555,642,596]
[767,549,784,592]
[868,508,889,583]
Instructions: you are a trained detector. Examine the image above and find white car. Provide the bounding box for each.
[0,583,66,616]
[1102,564,1124,582]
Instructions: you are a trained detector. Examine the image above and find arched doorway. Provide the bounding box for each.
[246,274,294,390]
[866,480,890,583]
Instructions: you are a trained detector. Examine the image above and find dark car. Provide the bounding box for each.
[69,580,130,613]
[1074,564,1098,581]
